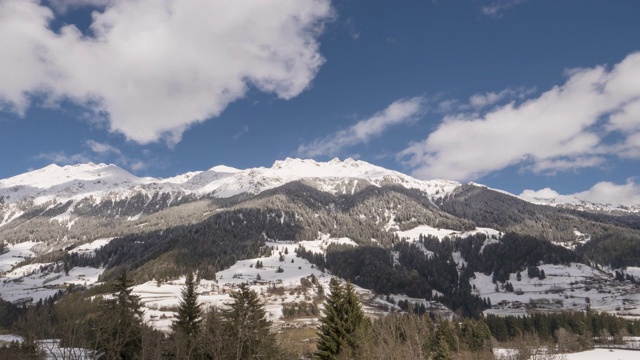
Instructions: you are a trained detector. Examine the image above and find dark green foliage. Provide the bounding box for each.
[457,232,581,283]
[172,271,202,337]
[577,232,640,268]
[217,283,279,359]
[95,271,144,360]
[316,278,364,359]
[433,332,452,360]
[299,239,488,317]
[484,312,640,344]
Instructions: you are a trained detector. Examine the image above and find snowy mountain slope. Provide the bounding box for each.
[0,158,461,227]
[519,190,640,214]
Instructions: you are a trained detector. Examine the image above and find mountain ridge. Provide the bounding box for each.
[2,158,637,214]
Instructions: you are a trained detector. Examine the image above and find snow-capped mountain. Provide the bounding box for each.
[0,158,460,224]
[2,157,639,232]
[1,157,640,328]
[518,191,640,214]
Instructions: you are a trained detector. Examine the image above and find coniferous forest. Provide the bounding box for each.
[2,272,639,359]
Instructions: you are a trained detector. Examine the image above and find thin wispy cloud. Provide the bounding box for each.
[33,140,153,172]
[480,0,527,18]
[86,140,122,156]
[399,51,640,181]
[233,125,250,140]
[468,87,535,110]
[34,151,92,165]
[0,0,333,145]
[298,97,426,157]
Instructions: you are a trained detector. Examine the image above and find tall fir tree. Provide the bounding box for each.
[433,332,453,360]
[170,271,203,359]
[222,283,279,360]
[173,271,202,337]
[316,278,364,359]
[95,270,144,360]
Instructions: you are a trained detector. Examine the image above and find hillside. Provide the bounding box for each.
[1,158,639,330]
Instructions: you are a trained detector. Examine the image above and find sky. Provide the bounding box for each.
[1,0,640,205]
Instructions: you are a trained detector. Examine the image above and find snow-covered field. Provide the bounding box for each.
[2,227,639,334]
[495,348,640,360]
[0,241,37,272]
[131,237,429,331]
[396,225,501,242]
[472,263,640,317]
[69,238,114,256]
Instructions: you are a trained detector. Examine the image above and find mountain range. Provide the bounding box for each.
[1,158,639,324]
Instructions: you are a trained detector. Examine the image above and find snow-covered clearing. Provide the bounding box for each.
[0,241,37,272]
[69,238,114,256]
[495,347,640,360]
[0,264,104,303]
[396,225,501,242]
[472,263,640,318]
[296,234,358,255]
[134,240,339,331]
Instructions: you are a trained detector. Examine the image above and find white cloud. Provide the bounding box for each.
[33,139,153,171]
[86,140,122,156]
[468,88,534,110]
[298,97,425,157]
[232,125,249,140]
[519,187,561,200]
[572,179,640,206]
[480,0,527,18]
[520,179,640,206]
[34,151,91,165]
[399,52,640,181]
[0,0,333,145]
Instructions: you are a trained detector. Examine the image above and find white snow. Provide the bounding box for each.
[296,235,358,255]
[495,348,640,360]
[0,334,23,344]
[0,158,462,226]
[69,238,114,256]
[0,241,37,272]
[396,225,501,242]
[132,240,338,331]
[472,263,640,318]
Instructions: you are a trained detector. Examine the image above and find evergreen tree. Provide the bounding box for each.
[433,332,453,360]
[173,271,202,337]
[95,270,144,360]
[316,278,364,359]
[343,281,365,350]
[222,283,278,360]
[170,271,203,359]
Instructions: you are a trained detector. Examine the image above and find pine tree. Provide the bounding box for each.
[433,332,453,360]
[173,271,202,337]
[95,270,144,360]
[316,278,364,359]
[169,271,203,359]
[343,281,365,350]
[223,283,278,359]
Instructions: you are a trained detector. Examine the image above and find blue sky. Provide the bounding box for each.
[1,0,640,204]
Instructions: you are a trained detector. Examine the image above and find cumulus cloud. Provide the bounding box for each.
[298,97,426,157]
[519,187,561,200]
[572,179,640,206]
[399,52,640,181]
[0,0,333,144]
[520,179,640,206]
